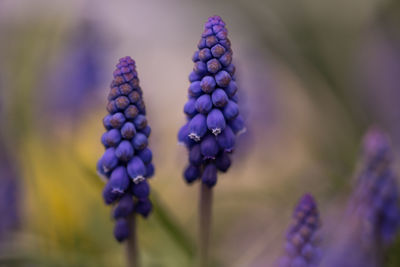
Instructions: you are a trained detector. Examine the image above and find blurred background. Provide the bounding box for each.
[0,0,399,266]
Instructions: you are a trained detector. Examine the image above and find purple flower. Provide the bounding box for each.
[323,128,400,267]
[98,56,155,242]
[278,194,321,267]
[350,128,400,245]
[0,152,20,241]
[178,15,245,187]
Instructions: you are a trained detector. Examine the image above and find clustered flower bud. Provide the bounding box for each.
[278,194,321,267]
[97,56,154,242]
[178,15,245,188]
[350,128,400,245]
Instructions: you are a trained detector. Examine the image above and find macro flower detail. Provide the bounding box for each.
[178,15,245,187]
[349,128,400,245]
[278,194,321,267]
[97,56,154,242]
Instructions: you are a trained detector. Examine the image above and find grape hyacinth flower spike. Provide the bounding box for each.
[278,194,321,267]
[353,128,400,245]
[323,128,400,267]
[178,15,245,266]
[97,56,154,266]
[348,128,400,254]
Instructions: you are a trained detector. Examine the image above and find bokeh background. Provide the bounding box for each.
[0,0,400,266]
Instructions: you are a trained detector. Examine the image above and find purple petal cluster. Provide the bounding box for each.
[178,15,245,188]
[97,56,154,242]
[278,194,321,267]
[350,128,400,245]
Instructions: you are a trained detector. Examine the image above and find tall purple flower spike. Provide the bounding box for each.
[178,15,245,188]
[278,194,321,267]
[97,56,154,242]
[350,128,400,245]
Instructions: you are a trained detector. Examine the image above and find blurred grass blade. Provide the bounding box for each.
[151,192,195,259]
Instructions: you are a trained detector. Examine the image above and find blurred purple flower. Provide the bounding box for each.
[98,56,154,242]
[357,30,400,148]
[278,194,321,267]
[43,21,107,119]
[350,128,400,245]
[178,15,245,188]
[324,128,399,267]
[0,149,20,242]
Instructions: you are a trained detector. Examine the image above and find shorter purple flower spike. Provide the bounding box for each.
[98,56,155,242]
[278,194,321,267]
[178,16,245,187]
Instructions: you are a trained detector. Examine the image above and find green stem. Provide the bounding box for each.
[198,183,213,267]
[126,214,139,267]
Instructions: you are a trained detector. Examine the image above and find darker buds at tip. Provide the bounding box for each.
[189,81,202,97]
[199,48,212,62]
[141,126,151,137]
[211,89,228,107]
[195,94,213,114]
[121,122,136,139]
[132,133,148,150]
[200,76,216,93]
[215,70,231,87]
[110,112,126,128]
[115,96,130,110]
[189,71,202,82]
[134,114,147,130]
[194,61,207,75]
[124,105,139,120]
[115,140,135,162]
[103,115,112,130]
[102,129,121,147]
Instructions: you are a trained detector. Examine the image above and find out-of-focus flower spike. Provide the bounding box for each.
[278,194,321,267]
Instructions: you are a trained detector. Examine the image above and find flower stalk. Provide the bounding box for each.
[198,183,213,267]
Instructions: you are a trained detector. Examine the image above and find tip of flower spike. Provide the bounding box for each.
[362,127,391,158]
[300,193,315,204]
